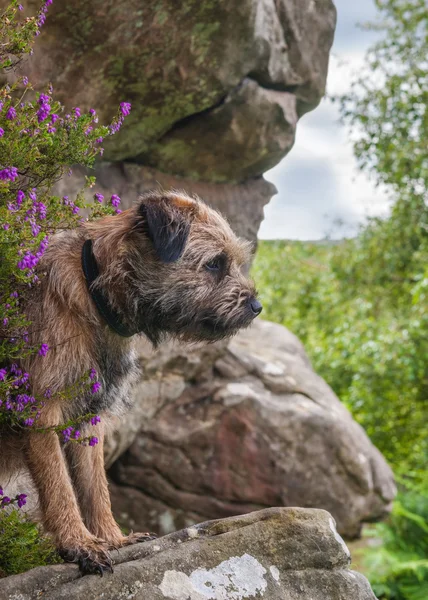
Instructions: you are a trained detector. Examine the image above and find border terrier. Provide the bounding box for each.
[0,191,262,574]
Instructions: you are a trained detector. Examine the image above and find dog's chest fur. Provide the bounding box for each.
[70,338,141,419]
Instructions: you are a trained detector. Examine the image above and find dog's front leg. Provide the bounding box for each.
[65,421,154,548]
[25,426,112,575]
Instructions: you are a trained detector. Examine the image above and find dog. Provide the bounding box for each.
[0,191,262,574]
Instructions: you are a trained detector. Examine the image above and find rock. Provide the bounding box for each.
[0,508,377,600]
[15,0,336,181]
[108,320,396,539]
[53,163,276,244]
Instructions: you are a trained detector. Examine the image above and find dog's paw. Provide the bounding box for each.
[59,538,113,576]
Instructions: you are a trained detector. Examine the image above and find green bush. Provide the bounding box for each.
[0,510,61,577]
[364,485,428,600]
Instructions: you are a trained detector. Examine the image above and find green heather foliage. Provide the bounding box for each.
[0,1,129,575]
[254,1,427,598]
[0,509,61,576]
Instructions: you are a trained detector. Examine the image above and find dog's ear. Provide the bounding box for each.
[138,194,196,263]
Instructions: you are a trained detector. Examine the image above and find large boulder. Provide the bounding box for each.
[19,0,336,182]
[106,319,396,539]
[0,508,377,600]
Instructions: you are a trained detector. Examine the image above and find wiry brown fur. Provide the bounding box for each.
[0,191,261,575]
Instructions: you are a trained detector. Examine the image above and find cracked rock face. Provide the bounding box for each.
[18,0,336,182]
[0,508,377,600]
[107,320,396,540]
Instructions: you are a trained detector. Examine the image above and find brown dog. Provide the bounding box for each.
[0,191,262,574]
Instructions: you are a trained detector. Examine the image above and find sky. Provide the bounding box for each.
[259,0,391,240]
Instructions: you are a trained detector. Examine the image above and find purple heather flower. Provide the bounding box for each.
[23,76,28,85]
[31,223,41,236]
[111,194,121,207]
[62,427,73,443]
[0,167,19,181]
[94,193,104,203]
[96,137,103,144]
[89,368,97,380]
[90,415,101,426]
[17,494,27,508]
[17,252,39,270]
[38,343,49,356]
[0,128,4,137]
[37,99,51,122]
[3,318,8,326]
[115,209,122,215]
[73,107,81,118]
[24,418,35,427]
[0,487,3,496]
[6,107,17,120]
[29,190,37,201]
[18,4,24,10]
[89,109,96,116]
[10,292,18,298]
[0,368,7,381]
[47,125,56,134]
[51,113,59,123]
[89,437,99,447]
[1,496,11,506]
[120,102,131,116]
[91,381,101,394]
[109,117,124,135]
[17,190,25,205]
[72,205,79,214]
[73,430,81,440]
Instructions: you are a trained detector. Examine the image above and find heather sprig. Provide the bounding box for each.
[0,1,132,511]
[0,487,27,510]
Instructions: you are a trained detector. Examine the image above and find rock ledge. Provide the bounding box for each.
[0,508,376,600]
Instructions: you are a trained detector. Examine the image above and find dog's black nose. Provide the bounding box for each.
[250,299,263,316]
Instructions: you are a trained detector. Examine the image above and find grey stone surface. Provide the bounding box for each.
[14,0,336,181]
[108,320,397,539]
[0,508,377,600]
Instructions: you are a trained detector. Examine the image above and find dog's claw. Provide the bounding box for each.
[137,532,157,542]
[112,531,157,548]
[59,540,113,576]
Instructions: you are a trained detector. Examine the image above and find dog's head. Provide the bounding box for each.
[126,191,262,344]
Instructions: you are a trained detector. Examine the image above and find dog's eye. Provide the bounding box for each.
[205,257,222,272]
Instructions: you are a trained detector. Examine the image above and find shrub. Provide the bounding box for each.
[0,0,130,574]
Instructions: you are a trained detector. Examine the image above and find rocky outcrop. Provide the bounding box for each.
[0,508,377,600]
[21,0,336,182]
[106,320,396,540]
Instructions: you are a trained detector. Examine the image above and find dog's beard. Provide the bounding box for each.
[164,306,256,344]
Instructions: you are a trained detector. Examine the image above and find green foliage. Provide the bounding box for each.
[364,485,428,600]
[253,228,427,480]
[0,509,61,577]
